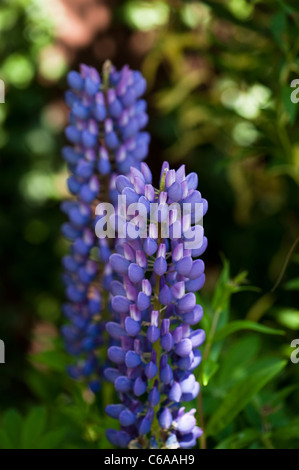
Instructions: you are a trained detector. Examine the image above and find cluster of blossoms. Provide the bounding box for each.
[61,61,207,449]
[61,62,150,391]
[104,162,207,448]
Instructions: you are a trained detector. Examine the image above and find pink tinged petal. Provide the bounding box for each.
[171,281,185,300]
[130,166,144,181]
[149,223,158,239]
[169,206,178,225]
[151,310,159,326]
[129,304,142,321]
[159,191,167,204]
[172,243,184,262]
[125,282,138,301]
[136,250,147,268]
[161,319,170,336]
[165,169,176,188]
[142,278,152,296]
[134,176,145,195]
[145,184,155,202]
[182,213,191,233]
[157,243,166,258]
[123,243,135,261]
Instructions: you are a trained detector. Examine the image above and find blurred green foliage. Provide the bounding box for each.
[0,0,298,449]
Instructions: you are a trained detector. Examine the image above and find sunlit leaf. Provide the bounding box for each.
[206,359,287,436]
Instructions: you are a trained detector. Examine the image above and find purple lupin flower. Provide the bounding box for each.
[61,62,149,391]
[105,162,207,448]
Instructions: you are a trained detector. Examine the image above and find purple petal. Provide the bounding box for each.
[175,338,193,357]
[128,263,144,283]
[112,295,130,314]
[125,317,141,336]
[153,257,167,276]
[169,382,182,402]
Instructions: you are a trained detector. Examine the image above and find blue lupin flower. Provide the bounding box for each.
[105,162,207,448]
[61,62,149,391]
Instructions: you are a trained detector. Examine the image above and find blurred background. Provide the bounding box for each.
[0,0,299,449]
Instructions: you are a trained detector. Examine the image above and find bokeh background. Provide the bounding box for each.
[0,0,299,449]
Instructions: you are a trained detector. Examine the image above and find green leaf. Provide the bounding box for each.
[2,409,23,448]
[214,321,285,342]
[0,429,14,449]
[270,11,288,51]
[201,359,219,386]
[206,359,287,436]
[276,309,299,330]
[215,428,260,449]
[21,407,47,449]
[272,418,299,441]
[214,335,261,390]
[284,277,299,290]
[36,428,67,449]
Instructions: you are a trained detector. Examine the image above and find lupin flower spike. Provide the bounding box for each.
[105,162,207,448]
[61,62,150,391]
